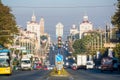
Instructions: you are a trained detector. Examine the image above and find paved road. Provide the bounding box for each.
[0,70,50,80]
[0,69,120,80]
[66,69,120,80]
[47,76,72,80]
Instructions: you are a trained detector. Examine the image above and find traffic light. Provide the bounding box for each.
[58,36,62,48]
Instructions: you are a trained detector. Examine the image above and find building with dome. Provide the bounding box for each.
[79,15,93,39]
[26,13,46,54]
[27,13,41,49]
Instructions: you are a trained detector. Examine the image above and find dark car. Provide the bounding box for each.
[43,65,48,70]
[71,63,77,70]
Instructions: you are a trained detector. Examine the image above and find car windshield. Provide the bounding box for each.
[87,62,92,65]
[21,60,31,64]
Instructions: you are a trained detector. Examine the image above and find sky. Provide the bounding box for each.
[2,0,117,41]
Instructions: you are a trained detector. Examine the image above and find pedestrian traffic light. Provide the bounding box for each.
[58,36,62,48]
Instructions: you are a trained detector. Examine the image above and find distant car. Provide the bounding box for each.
[71,63,77,70]
[86,61,94,69]
[20,58,33,70]
[71,65,77,70]
[43,66,48,70]
[33,62,42,70]
[64,62,71,68]
[47,65,54,70]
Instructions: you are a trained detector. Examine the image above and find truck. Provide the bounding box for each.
[77,54,87,69]
[100,57,119,72]
[20,57,33,70]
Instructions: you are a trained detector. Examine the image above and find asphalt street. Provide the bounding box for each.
[0,69,120,80]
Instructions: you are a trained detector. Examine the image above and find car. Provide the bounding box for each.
[71,63,77,70]
[43,66,48,70]
[33,62,42,70]
[86,61,94,69]
[20,58,33,70]
[47,65,54,70]
[71,65,77,70]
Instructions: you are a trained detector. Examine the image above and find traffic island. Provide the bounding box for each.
[45,68,74,80]
[41,68,74,80]
[49,68,70,77]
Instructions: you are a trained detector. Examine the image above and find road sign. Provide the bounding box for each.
[55,54,63,71]
[56,54,63,62]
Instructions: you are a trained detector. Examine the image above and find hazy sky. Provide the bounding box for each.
[2,0,117,41]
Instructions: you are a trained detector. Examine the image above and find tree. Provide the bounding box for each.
[113,43,120,60]
[0,1,18,47]
[72,39,86,54]
[111,0,120,42]
[111,0,120,29]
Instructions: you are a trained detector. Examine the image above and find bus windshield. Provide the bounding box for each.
[0,58,9,67]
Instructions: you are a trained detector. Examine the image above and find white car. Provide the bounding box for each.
[20,58,33,70]
[86,61,94,69]
[47,65,54,70]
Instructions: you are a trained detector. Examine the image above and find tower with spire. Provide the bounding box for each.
[39,17,45,35]
[27,12,41,50]
[31,12,36,22]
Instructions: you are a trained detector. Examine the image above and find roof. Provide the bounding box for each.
[0,49,11,53]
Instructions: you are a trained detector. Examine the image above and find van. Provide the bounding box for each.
[20,58,33,70]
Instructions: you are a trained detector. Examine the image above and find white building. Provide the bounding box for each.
[79,15,93,39]
[56,22,64,37]
[27,13,41,49]
[40,18,45,35]
[70,24,79,35]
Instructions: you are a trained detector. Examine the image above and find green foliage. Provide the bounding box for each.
[111,0,120,29]
[72,39,86,54]
[72,32,101,55]
[0,2,19,47]
[113,43,120,58]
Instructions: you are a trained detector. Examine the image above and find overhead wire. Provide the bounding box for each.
[10,4,115,9]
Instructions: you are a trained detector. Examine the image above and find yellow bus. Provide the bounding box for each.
[0,49,12,75]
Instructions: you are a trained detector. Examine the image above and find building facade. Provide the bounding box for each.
[27,13,45,50]
[40,18,45,35]
[56,22,64,38]
[70,24,79,35]
[79,15,93,39]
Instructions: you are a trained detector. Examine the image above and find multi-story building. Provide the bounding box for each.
[27,13,45,50]
[79,15,93,39]
[12,27,38,59]
[56,22,64,38]
[70,24,79,35]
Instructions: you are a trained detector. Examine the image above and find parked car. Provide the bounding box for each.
[86,61,95,69]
